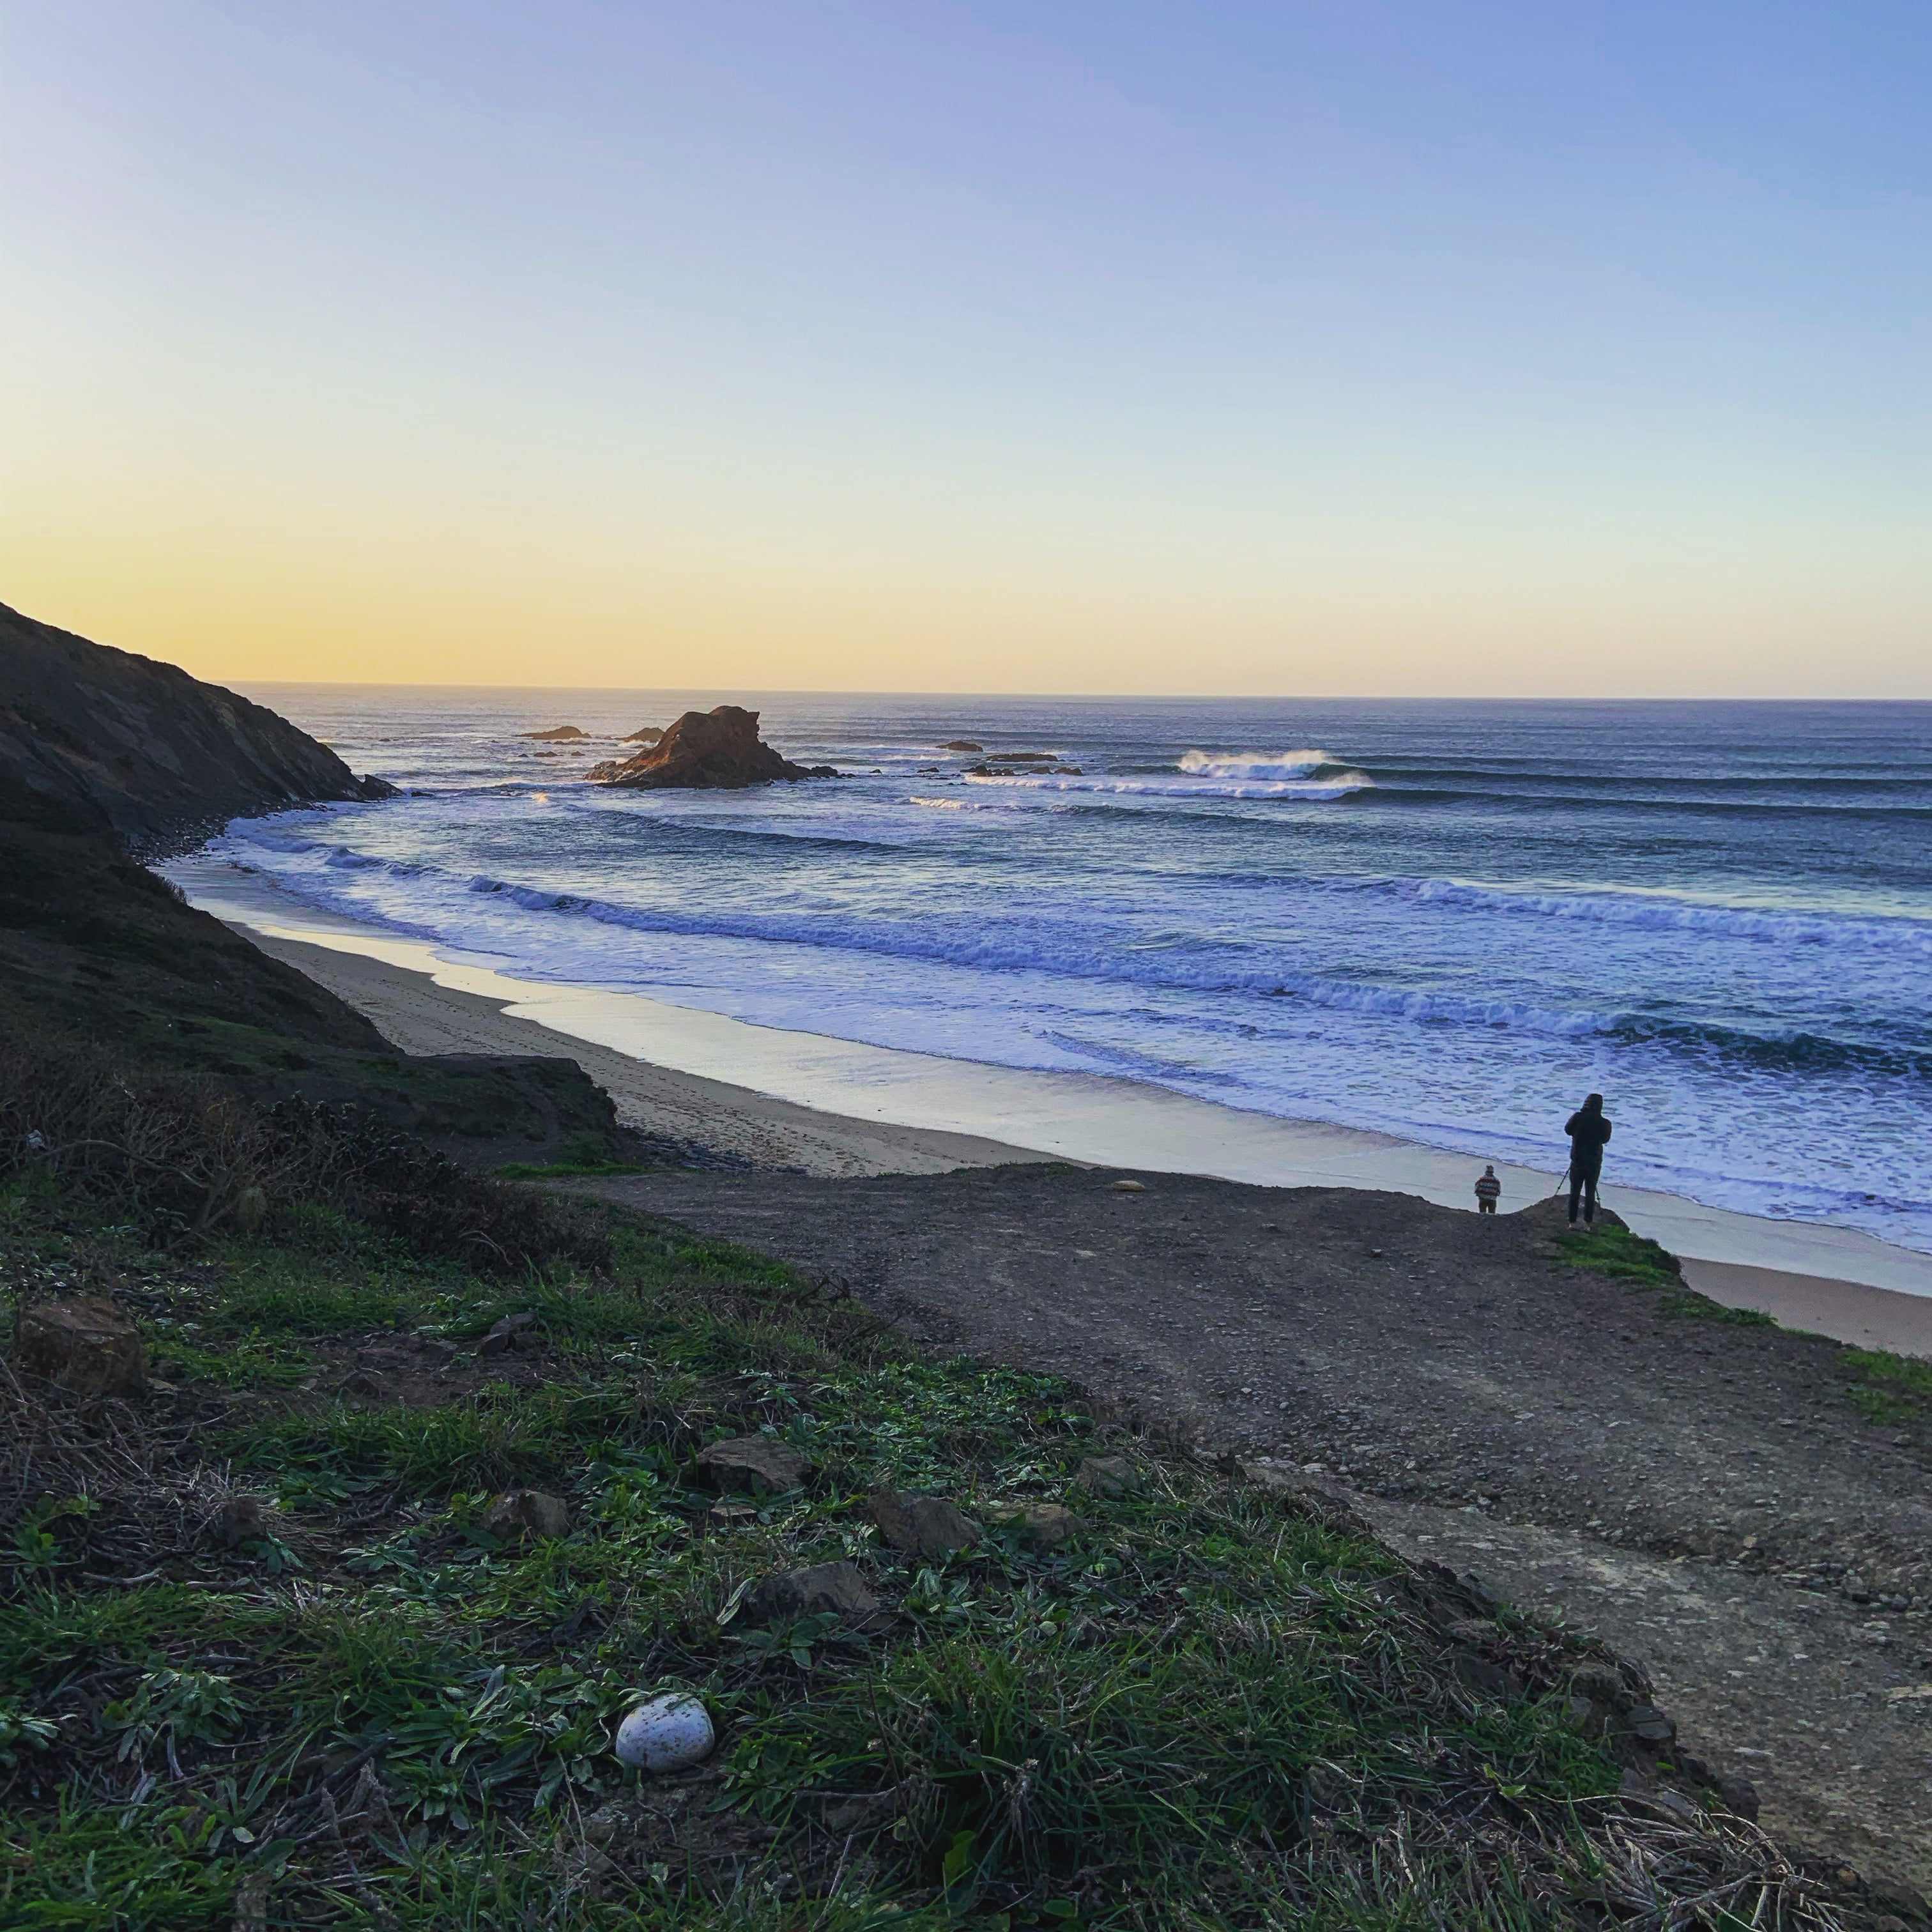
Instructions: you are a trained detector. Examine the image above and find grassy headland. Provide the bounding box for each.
[0,617,1894,1928]
[1,1140,1848,1931]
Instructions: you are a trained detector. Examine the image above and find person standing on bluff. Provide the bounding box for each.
[1564,1093,1613,1225]
[1474,1165,1502,1215]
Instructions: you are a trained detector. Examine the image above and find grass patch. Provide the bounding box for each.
[493,1157,647,1180]
[1557,1225,1778,1327]
[494,1130,645,1181]
[0,1163,1833,1926]
[235,1385,637,1498]
[1841,1346,1932,1426]
[216,1254,425,1335]
[1652,1290,1777,1328]
[1553,1224,1680,1287]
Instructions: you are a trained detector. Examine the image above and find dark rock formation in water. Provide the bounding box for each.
[621,724,664,743]
[519,724,588,741]
[940,739,984,752]
[588,705,836,790]
[0,600,392,852]
[962,762,1084,777]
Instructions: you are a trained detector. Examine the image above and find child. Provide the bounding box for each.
[1475,1165,1501,1215]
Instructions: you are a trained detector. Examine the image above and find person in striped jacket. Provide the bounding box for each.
[1474,1165,1502,1214]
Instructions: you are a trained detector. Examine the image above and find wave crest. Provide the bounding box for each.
[1179,748,1337,778]
[965,772,1373,801]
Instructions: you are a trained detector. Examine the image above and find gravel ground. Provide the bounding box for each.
[569,1163,1932,1897]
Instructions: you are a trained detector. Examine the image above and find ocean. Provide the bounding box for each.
[198,689,1932,1255]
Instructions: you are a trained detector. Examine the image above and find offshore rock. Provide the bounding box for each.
[519,724,588,740]
[621,724,664,743]
[588,706,836,791]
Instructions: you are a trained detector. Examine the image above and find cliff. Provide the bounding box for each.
[588,705,836,790]
[0,602,615,1161]
[0,600,391,853]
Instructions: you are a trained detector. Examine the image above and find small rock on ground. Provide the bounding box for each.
[14,1298,148,1397]
[486,1489,571,1540]
[695,1435,811,1495]
[747,1561,878,1623]
[869,1491,982,1558]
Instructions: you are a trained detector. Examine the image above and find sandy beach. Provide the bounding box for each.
[188,855,1932,1361]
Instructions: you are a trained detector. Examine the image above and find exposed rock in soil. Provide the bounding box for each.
[869,1491,983,1558]
[14,1298,148,1397]
[994,1501,1088,1547]
[588,707,836,790]
[1077,1454,1144,1498]
[477,1310,538,1356]
[695,1435,811,1494]
[486,1489,571,1540]
[746,1560,878,1623]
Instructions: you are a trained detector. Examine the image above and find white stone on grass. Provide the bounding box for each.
[614,1692,714,1772]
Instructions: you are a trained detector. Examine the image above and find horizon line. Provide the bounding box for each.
[222,678,1932,705]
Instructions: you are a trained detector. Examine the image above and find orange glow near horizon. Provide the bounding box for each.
[6,4,1929,700]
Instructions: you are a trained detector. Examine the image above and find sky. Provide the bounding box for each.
[4,2,1930,696]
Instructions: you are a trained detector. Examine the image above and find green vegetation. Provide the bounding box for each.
[494,1135,650,1181]
[1839,1346,1932,1428]
[1552,1224,1680,1289]
[493,1158,648,1180]
[1556,1225,1777,1328]
[1653,1291,1777,1329]
[0,1159,1804,1929]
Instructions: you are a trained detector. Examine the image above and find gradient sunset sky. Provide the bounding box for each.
[6,2,1929,696]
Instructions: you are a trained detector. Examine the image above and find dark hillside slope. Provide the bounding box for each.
[0,600,390,852]
[0,799,613,1151]
[0,607,615,1161]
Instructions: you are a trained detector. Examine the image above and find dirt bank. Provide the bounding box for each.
[566,1163,1932,1894]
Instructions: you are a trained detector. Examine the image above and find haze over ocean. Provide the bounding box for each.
[200,689,1932,1255]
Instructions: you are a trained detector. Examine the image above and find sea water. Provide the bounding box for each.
[194,690,1932,1254]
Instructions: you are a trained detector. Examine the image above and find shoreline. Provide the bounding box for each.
[172,854,1932,1353]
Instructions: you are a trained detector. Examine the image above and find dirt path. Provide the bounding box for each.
[567,1164,1932,1895]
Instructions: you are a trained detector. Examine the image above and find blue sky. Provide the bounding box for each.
[6,1,1929,693]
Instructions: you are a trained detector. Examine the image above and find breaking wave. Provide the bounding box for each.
[209,830,1932,1078]
[965,771,1374,802]
[1178,748,1337,778]
[1397,877,1932,956]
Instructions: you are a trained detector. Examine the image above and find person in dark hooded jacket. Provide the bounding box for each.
[1564,1093,1612,1225]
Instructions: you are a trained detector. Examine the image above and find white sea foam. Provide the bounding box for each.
[963,772,1374,801]
[190,685,1932,1258]
[1400,877,1932,955]
[1178,748,1336,778]
[213,832,1616,1036]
